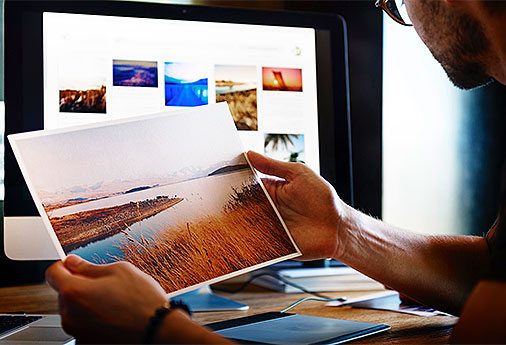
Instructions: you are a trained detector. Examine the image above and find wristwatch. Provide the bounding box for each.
[143,300,192,344]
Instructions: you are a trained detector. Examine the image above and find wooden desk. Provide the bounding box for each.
[0,284,457,344]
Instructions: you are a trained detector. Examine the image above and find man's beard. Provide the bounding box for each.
[419,1,494,90]
[432,50,493,90]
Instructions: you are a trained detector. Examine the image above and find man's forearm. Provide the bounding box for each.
[336,205,490,315]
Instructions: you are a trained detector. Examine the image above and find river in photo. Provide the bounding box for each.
[66,170,253,263]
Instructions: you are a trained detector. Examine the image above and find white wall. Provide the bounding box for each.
[382,15,466,235]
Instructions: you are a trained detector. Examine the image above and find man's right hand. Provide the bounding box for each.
[247,151,348,261]
[46,255,231,344]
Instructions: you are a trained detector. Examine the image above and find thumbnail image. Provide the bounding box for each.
[58,57,107,113]
[113,60,158,87]
[262,67,303,92]
[164,62,208,106]
[215,65,257,131]
[14,105,297,294]
[264,134,305,163]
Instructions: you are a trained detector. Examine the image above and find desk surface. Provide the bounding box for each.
[0,284,457,344]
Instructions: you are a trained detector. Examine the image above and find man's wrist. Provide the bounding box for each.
[144,300,192,344]
[143,305,172,344]
[152,308,191,344]
[332,202,354,261]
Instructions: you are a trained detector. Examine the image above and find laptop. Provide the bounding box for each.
[0,314,74,344]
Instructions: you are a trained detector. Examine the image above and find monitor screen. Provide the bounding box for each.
[43,12,320,172]
[5,1,352,218]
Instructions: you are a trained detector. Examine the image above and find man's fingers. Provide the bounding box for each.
[64,255,112,278]
[46,261,79,291]
[261,177,287,198]
[260,178,275,196]
[247,151,298,180]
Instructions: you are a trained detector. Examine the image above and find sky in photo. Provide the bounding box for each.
[215,65,256,83]
[14,103,243,192]
[113,60,157,69]
[165,62,210,83]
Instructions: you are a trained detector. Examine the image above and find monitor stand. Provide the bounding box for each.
[4,216,249,311]
[173,286,248,312]
[251,259,350,293]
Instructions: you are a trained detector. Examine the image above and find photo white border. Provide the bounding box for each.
[8,102,301,297]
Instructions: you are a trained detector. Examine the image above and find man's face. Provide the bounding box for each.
[405,0,493,89]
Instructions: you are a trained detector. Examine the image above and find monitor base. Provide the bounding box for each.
[172,286,249,312]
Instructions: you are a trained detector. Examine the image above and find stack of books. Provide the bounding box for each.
[252,266,384,292]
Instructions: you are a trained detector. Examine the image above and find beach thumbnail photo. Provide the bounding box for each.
[13,105,297,294]
[264,134,305,163]
[262,67,303,92]
[59,57,107,113]
[113,60,158,87]
[215,65,257,131]
[165,62,208,107]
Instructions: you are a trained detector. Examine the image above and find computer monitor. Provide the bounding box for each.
[3,1,352,281]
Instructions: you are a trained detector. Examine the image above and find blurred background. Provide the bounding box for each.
[0,0,504,241]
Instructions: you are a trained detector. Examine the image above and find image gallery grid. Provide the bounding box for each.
[45,12,319,168]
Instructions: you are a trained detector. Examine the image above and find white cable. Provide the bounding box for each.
[280,296,347,313]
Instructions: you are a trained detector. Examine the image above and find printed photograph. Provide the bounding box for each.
[12,105,298,294]
[59,57,107,113]
[113,60,158,87]
[215,65,257,131]
[262,67,303,92]
[264,134,305,163]
[164,62,208,106]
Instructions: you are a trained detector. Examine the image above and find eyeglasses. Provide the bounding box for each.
[375,0,413,26]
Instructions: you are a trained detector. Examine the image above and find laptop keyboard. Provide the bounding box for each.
[0,315,43,337]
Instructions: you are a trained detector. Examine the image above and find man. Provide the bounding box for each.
[46,0,506,343]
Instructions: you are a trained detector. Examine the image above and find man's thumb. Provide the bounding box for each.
[64,254,110,277]
[247,151,297,181]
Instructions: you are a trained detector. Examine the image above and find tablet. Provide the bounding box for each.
[206,312,389,345]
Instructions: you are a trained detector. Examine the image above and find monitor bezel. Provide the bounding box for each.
[4,0,353,217]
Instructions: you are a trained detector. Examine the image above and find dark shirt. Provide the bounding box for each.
[486,161,506,279]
